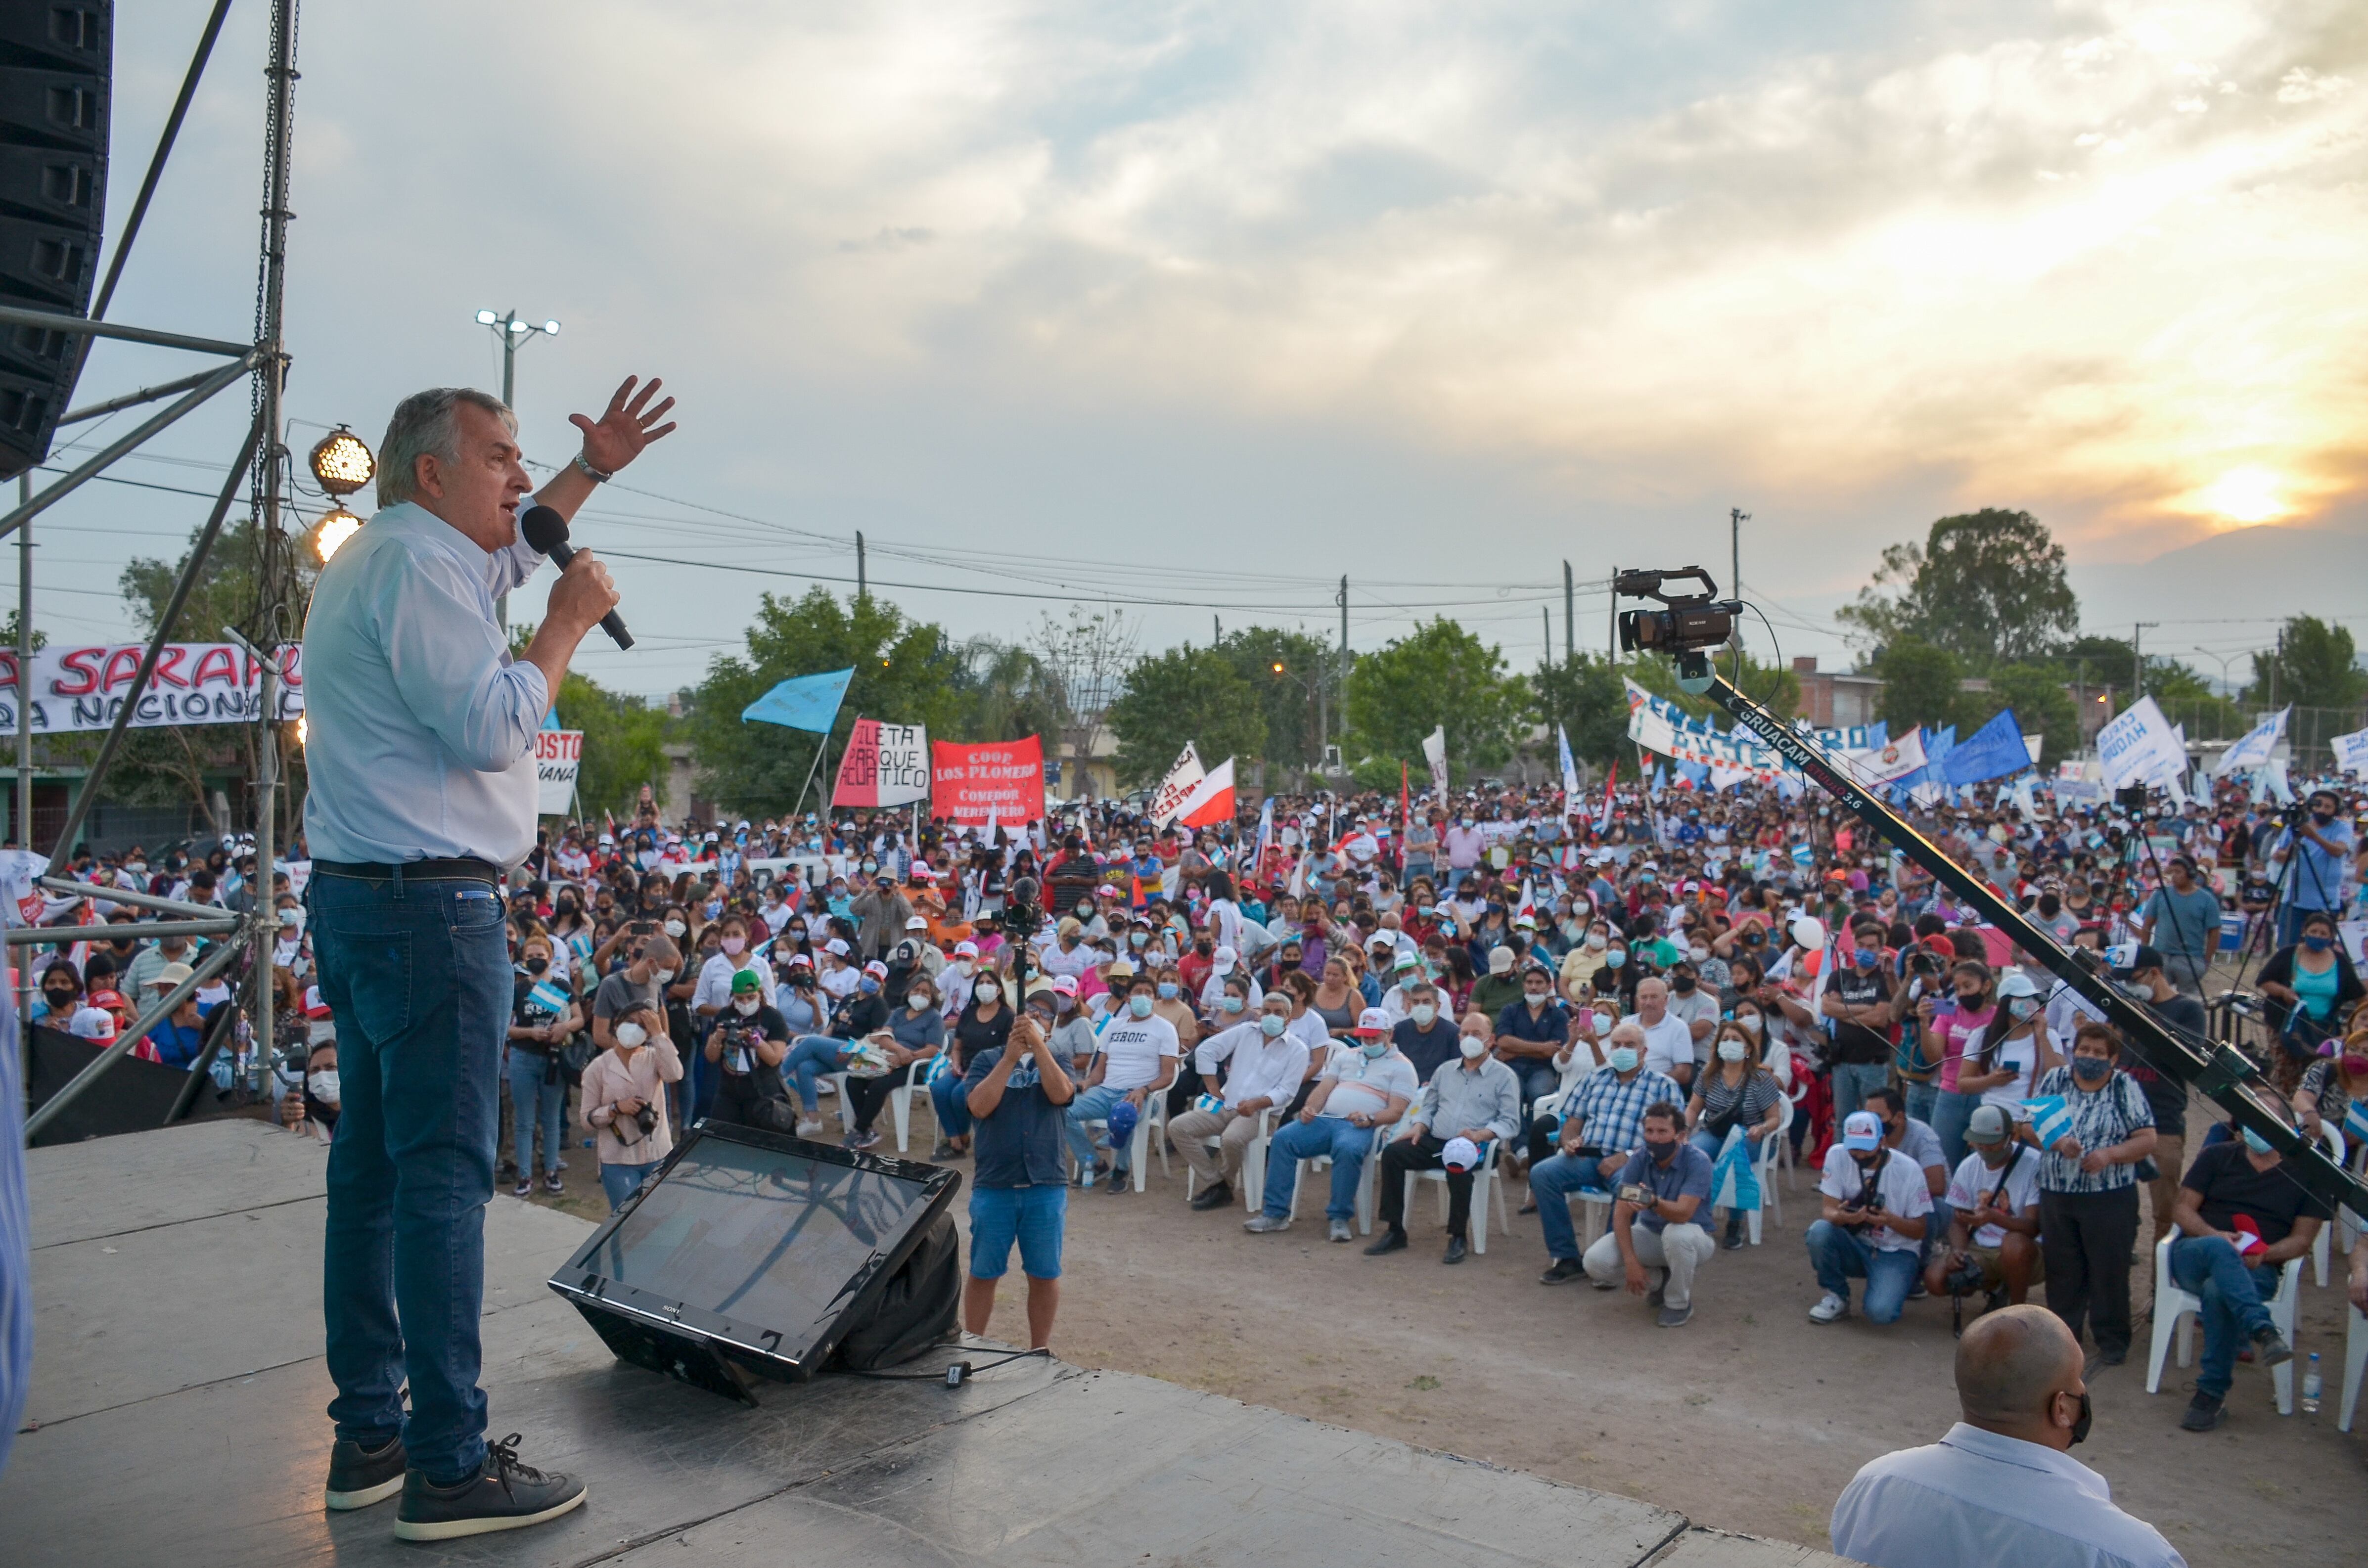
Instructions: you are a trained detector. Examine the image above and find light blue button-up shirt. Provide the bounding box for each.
[301,501,549,865]
[1831,1422,2185,1568]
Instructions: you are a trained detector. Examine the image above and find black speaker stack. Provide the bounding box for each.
[0,0,109,482]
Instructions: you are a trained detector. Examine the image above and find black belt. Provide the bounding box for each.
[315,857,503,885]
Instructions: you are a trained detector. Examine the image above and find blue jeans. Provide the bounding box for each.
[1830,1062,1888,1127]
[969,1184,1066,1279]
[1805,1219,1920,1323]
[1262,1116,1378,1220]
[2169,1235,2279,1399]
[504,1048,565,1177]
[929,1070,972,1140]
[1929,1089,1982,1172]
[1403,860,1434,893]
[1531,1149,1616,1261]
[1065,1083,1135,1172]
[600,1160,659,1211]
[310,869,511,1487]
[1903,1078,1938,1126]
[780,1035,853,1114]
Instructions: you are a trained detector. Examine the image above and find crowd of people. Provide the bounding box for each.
[16,764,2368,1417]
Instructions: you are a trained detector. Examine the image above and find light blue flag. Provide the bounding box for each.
[2022,1095,2072,1149]
[527,978,573,1017]
[741,668,855,732]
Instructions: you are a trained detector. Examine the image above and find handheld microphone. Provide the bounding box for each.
[519,504,633,649]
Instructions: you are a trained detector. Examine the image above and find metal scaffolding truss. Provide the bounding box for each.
[15,0,302,1140]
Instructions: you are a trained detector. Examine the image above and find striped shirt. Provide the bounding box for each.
[2030,1066,2155,1194]
[1555,1067,1685,1156]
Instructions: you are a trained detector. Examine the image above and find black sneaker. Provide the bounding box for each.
[392,1434,587,1541]
[542,1173,563,1196]
[509,1179,531,1198]
[2180,1392,2225,1433]
[1189,1182,1233,1210]
[1105,1168,1132,1193]
[1364,1227,1409,1256]
[324,1434,407,1510]
[2250,1325,2294,1368]
[1540,1258,1586,1285]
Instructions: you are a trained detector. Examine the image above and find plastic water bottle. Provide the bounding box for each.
[2300,1353,2322,1415]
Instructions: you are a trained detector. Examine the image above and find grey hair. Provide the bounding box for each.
[377,387,515,509]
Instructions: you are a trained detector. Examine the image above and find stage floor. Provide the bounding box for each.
[5,1120,1847,1567]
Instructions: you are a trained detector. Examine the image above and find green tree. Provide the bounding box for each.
[946,637,1063,744]
[1216,626,1333,774]
[2248,616,2366,711]
[1105,645,1268,787]
[1530,653,1630,767]
[553,672,672,819]
[687,588,966,819]
[1837,508,2079,670]
[1873,637,1967,733]
[1343,618,1526,784]
[1973,663,2076,769]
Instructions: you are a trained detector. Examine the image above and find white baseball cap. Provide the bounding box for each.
[824,937,851,956]
[1442,1136,1482,1173]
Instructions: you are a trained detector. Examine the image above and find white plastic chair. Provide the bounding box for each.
[2308,1122,2344,1287]
[1399,1135,1514,1254]
[829,1060,931,1153]
[1183,1107,1274,1209]
[1075,1094,1170,1192]
[2146,1234,2305,1414]
[1740,1097,1793,1245]
[2339,1300,2366,1433]
[1286,1122,1387,1234]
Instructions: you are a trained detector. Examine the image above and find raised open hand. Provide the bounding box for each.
[569,375,678,475]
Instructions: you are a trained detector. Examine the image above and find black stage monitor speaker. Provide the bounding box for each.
[0,0,109,481]
[547,1122,961,1404]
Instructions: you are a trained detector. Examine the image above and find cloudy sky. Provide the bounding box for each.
[26,0,2368,697]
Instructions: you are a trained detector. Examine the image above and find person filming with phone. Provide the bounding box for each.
[961,994,1078,1349]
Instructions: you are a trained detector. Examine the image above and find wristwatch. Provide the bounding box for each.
[572,451,613,484]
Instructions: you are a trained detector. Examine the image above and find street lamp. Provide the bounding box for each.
[475,309,560,410]
[1269,661,1327,778]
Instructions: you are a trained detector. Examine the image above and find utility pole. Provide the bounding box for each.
[1562,559,1574,662]
[1606,569,1617,660]
[1542,605,1552,665]
[1213,614,1221,644]
[856,531,866,602]
[2133,622,2157,703]
[1336,576,1350,772]
[473,310,559,628]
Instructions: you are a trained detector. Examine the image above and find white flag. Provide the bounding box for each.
[2213,707,2289,775]
[2332,727,2368,779]
[1556,722,1581,804]
[1422,724,1449,797]
[1148,743,1205,827]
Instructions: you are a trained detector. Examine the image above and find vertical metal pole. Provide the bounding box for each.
[495,313,517,630]
[15,472,29,1034]
[250,0,298,1091]
[1607,570,1617,659]
[1562,560,1573,662]
[1542,604,1551,664]
[856,531,866,601]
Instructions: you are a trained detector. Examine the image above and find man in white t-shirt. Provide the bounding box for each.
[1063,971,1179,1190]
[1806,1111,1933,1326]
[1624,979,1697,1089]
[1924,1105,2044,1309]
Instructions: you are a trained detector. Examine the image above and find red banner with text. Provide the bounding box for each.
[930,735,1046,825]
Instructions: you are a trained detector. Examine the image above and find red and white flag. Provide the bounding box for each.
[1176,757,1235,829]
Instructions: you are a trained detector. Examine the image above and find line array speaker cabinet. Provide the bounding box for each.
[0,0,108,481]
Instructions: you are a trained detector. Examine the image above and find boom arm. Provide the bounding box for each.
[1686,656,2368,1223]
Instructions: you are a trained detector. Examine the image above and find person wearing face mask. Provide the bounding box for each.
[701,969,793,1130]
[32,962,83,1025]
[581,1005,683,1211]
[1248,1008,1417,1240]
[1683,1022,1784,1250]
[848,872,913,964]
[1958,970,2058,1123]
[592,934,679,1100]
[2165,1109,2324,1432]
[1388,981,1461,1084]
[692,913,775,1023]
[1821,926,1901,1128]
[504,936,582,1198]
[2256,909,2363,1093]
[1923,1104,2044,1314]
[1659,959,1720,1071]
[2269,788,2354,951]
[288,1039,344,1145]
[930,965,1013,1160]
[1148,964,1201,1060]
[2028,1022,2158,1365]
[1804,1110,1933,1325]
[1831,1306,2181,1568]
[1367,1015,1520,1262]
[841,972,945,1151]
[1919,960,2000,1171]
[1581,1103,1715,1326]
[1066,974,1182,1191]
[1493,961,1574,1112]
[1175,992,1314,1210]
[1530,1023,1685,1281]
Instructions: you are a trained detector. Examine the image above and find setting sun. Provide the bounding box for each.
[2186,466,2292,527]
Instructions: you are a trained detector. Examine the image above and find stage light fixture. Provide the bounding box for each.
[310,506,363,563]
[308,425,376,497]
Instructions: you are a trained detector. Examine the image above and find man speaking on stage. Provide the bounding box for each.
[302,376,675,1541]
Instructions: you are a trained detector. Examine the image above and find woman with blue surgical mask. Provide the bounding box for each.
[2026,1020,2158,1368]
